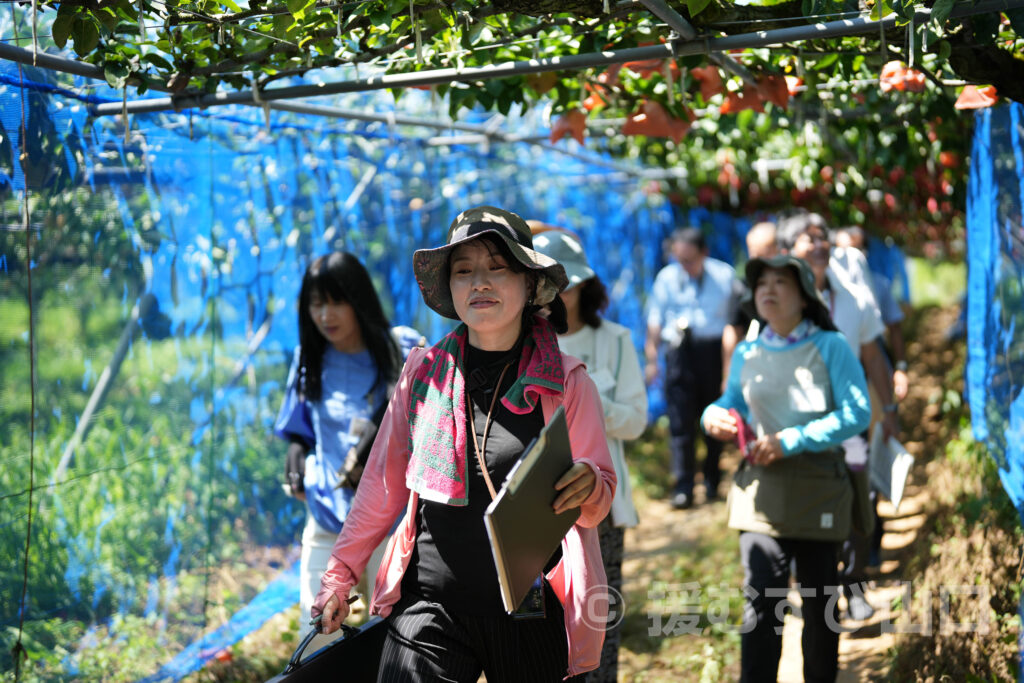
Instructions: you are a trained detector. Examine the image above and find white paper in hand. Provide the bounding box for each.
[869,423,914,511]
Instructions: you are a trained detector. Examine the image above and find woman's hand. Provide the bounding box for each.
[553,462,596,515]
[702,405,738,441]
[748,433,784,466]
[893,369,909,401]
[315,593,350,635]
[285,441,308,500]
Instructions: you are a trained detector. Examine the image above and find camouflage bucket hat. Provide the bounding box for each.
[413,206,569,320]
[744,254,836,331]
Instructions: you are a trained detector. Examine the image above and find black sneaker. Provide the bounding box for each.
[671,492,693,510]
[846,594,876,621]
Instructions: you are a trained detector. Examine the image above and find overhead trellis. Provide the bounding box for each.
[6,0,1021,249]
[7,0,1024,114]
[14,0,1024,106]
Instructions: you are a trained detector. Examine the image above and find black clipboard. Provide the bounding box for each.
[483,405,580,613]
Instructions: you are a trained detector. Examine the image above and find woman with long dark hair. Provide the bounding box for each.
[312,206,616,681]
[275,251,422,626]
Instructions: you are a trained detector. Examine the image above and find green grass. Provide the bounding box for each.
[907,256,966,307]
[619,421,744,681]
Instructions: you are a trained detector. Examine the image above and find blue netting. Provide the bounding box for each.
[965,102,1024,522]
[0,63,756,679]
[965,101,1024,682]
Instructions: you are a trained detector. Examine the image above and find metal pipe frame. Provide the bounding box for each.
[637,0,757,85]
[637,0,697,40]
[0,44,662,176]
[5,0,1021,120]
[82,0,1022,117]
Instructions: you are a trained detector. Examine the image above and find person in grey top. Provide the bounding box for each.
[644,227,740,509]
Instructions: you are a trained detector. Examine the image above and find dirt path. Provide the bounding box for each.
[618,305,957,681]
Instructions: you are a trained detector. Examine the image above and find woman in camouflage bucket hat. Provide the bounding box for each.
[313,205,617,680]
[413,205,570,320]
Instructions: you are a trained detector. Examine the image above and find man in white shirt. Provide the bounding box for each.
[645,227,740,510]
[835,226,910,401]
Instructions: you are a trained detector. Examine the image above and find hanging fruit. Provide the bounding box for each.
[954,85,999,109]
[690,66,725,101]
[756,74,790,110]
[720,83,764,114]
[879,60,926,93]
[550,109,588,144]
[622,100,694,143]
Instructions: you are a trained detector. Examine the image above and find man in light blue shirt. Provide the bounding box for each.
[644,227,740,509]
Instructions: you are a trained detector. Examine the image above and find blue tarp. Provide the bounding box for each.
[966,102,1024,520]
[964,102,1024,678]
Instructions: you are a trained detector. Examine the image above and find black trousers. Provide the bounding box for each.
[665,338,724,497]
[585,519,625,683]
[841,489,881,590]
[377,588,580,683]
[739,532,841,683]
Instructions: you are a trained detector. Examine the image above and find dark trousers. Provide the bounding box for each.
[739,532,840,683]
[840,489,880,592]
[378,588,579,683]
[585,519,625,683]
[665,338,724,497]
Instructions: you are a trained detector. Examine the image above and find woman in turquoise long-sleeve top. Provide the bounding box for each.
[702,254,870,683]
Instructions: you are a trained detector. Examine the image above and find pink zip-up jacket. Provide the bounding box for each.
[313,345,616,678]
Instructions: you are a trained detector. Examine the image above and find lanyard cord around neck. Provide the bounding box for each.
[468,362,512,501]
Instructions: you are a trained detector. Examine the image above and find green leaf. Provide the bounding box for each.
[869,0,892,21]
[931,0,954,29]
[497,90,514,116]
[368,7,391,27]
[272,14,291,36]
[935,39,951,62]
[52,14,75,49]
[96,8,119,33]
[220,0,243,12]
[484,78,504,96]
[812,53,839,71]
[104,61,130,88]
[684,0,713,18]
[142,52,173,70]
[71,17,100,57]
[285,0,310,17]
